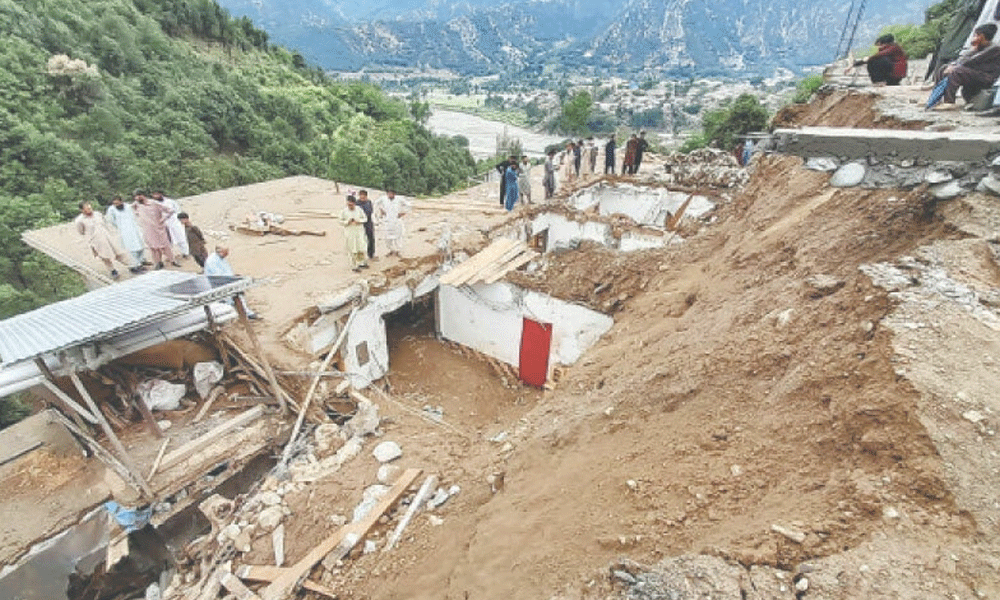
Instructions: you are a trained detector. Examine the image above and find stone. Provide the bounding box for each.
[377,464,403,485]
[353,485,390,522]
[730,464,744,477]
[930,180,965,200]
[222,523,241,540]
[428,515,444,526]
[372,441,402,463]
[771,523,807,543]
[795,577,810,592]
[805,157,838,171]
[427,487,451,509]
[830,163,865,187]
[882,506,900,520]
[978,174,1000,196]
[314,423,344,457]
[963,410,986,423]
[259,491,282,506]
[193,361,224,399]
[343,399,380,438]
[233,530,252,553]
[804,274,845,298]
[924,170,953,184]
[157,420,172,431]
[257,506,284,532]
[775,308,794,328]
[363,540,378,554]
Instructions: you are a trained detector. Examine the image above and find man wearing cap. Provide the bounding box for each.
[934,23,1000,109]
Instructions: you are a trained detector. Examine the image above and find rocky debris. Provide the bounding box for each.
[656,148,749,188]
[314,423,345,457]
[192,361,224,399]
[427,484,461,509]
[257,505,284,533]
[610,555,745,599]
[353,484,390,522]
[343,397,380,438]
[770,523,807,543]
[805,156,839,171]
[931,180,966,199]
[804,274,845,298]
[377,464,403,485]
[372,441,402,463]
[830,162,866,187]
[137,379,185,411]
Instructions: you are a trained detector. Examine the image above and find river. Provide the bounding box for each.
[426,108,565,160]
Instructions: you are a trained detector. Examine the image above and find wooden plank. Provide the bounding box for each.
[383,474,438,552]
[453,238,524,286]
[469,244,529,284]
[35,358,91,429]
[440,238,518,286]
[69,372,153,498]
[440,238,517,286]
[193,385,226,423]
[236,295,288,415]
[236,566,338,598]
[39,379,98,425]
[159,405,265,472]
[483,250,538,284]
[259,468,422,600]
[219,569,263,600]
[272,523,285,567]
[666,195,693,231]
[147,437,170,480]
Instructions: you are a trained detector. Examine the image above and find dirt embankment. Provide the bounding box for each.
[773,88,929,130]
[325,91,999,599]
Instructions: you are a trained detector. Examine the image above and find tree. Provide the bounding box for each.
[560,91,592,136]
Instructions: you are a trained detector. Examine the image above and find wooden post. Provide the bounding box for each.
[234,294,288,415]
[49,410,148,500]
[34,357,91,430]
[68,371,153,498]
[280,307,358,466]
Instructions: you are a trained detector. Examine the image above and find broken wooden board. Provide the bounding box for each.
[439,237,520,286]
[158,405,264,472]
[258,467,421,600]
[235,565,336,598]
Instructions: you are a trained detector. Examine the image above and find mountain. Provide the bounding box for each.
[216,0,936,77]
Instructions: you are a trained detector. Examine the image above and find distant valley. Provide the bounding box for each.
[217,0,935,78]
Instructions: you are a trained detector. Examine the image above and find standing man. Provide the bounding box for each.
[495,155,517,206]
[633,131,650,174]
[106,195,147,267]
[75,201,139,279]
[588,137,598,175]
[543,149,557,200]
[504,160,519,211]
[178,212,208,268]
[622,134,638,175]
[375,189,411,258]
[132,191,175,270]
[573,140,583,178]
[356,189,376,261]
[152,191,188,259]
[341,195,369,272]
[604,137,617,174]
[517,156,532,205]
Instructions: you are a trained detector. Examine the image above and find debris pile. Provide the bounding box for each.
[655,148,749,188]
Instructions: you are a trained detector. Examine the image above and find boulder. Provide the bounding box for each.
[372,441,402,463]
[829,163,865,187]
[257,506,284,532]
[805,157,838,171]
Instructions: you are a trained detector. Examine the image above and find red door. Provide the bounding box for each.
[519,318,552,387]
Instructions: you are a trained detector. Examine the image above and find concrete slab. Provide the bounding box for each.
[775,126,1000,162]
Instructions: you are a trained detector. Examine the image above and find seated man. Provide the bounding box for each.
[934,23,1000,109]
[854,34,907,85]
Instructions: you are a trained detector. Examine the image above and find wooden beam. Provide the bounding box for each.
[439,238,519,286]
[218,569,263,600]
[470,244,530,284]
[49,408,149,500]
[235,295,288,415]
[383,474,438,552]
[68,371,152,498]
[281,308,358,466]
[235,566,336,599]
[482,250,538,285]
[259,467,421,600]
[147,437,170,480]
[220,333,298,413]
[35,358,96,427]
[158,405,265,473]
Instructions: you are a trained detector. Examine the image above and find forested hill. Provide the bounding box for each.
[0,0,475,318]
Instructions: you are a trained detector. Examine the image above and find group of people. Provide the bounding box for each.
[500,132,652,206]
[340,189,412,272]
[851,24,1000,111]
[75,190,208,279]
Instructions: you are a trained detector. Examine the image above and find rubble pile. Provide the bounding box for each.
[806,154,1000,199]
[655,148,749,188]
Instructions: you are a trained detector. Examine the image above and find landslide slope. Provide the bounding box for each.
[320,93,1000,599]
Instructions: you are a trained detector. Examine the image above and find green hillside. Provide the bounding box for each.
[0,0,475,317]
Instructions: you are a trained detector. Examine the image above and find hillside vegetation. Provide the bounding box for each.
[0,0,475,317]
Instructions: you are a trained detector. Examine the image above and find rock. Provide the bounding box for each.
[963,410,986,423]
[233,530,252,553]
[924,170,953,184]
[257,506,284,532]
[775,308,794,328]
[428,515,444,526]
[372,441,402,463]
[427,487,451,509]
[353,485,389,522]
[730,464,744,477]
[145,583,161,600]
[259,491,282,506]
[930,180,965,200]
[222,523,241,540]
[795,577,810,592]
[611,569,637,584]
[343,399,380,438]
[830,163,865,187]
[882,506,900,520]
[377,464,403,485]
[626,479,639,491]
[363,540,378,554]
[771,523,807,543]
[193,361,224,399]
[805,157,838,172]
[804,274,845,298]
[314,423,344,457]
[138,379,185,411]
[157,420,172,431]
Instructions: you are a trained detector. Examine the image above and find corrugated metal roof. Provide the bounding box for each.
[0,271,251,366]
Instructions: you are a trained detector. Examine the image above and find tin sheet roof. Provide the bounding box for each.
[0,271,251,366]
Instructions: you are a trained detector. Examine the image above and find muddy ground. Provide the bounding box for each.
[184,90,1000,599]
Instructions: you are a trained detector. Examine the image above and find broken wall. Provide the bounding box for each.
[569,183,714,228]
[437,282,613,369]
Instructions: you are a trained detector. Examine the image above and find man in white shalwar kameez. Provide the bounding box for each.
[341,195,369,271]
[375,189,411,257]
[152,191,189,258]
[106,195,147,267]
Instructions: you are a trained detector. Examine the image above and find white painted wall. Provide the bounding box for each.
[343,274,439,388]
[531,213,612,252]
[619,232,667,252]
[568,183,715,228]
[438,282,613,369]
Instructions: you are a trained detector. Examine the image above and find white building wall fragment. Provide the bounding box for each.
[437,282,613,370]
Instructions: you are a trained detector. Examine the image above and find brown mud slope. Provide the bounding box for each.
[339,153,971,599]
[774,88,928,129]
